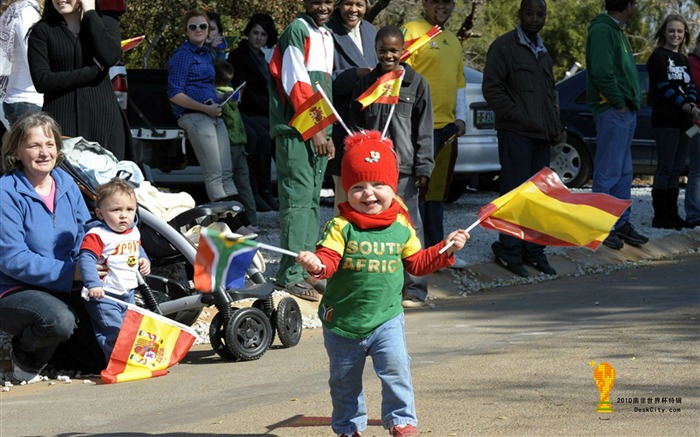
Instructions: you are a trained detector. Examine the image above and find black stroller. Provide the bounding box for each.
[60,138,302,362]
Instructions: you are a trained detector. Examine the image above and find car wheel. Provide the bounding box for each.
[550,136,592,188]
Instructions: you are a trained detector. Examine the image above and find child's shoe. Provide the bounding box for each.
[391,424,418,437]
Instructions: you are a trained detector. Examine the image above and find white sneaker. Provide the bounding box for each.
[402,296,425,308]
[12,361,43,384]
[449,258,469,269]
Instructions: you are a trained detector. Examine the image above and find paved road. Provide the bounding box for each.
[1,254,698,437]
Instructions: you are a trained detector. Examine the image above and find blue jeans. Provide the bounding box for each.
[593,109,636,228]
[323,313,417,435]
[2,101,42,125]
[420,123,458,247]
[0,289,77,372]
[686,135,700,222]
[652,127,689,190]
[178,113,237,202]
[85,290,135,362]
[398,174,428,301]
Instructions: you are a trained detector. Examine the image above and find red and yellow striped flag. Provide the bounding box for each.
[101,300,196,384]
[356,69,404,109]
[400,25,442,61]
[289,90,337,141]
[121,35,145,52]
[479,167,631,250]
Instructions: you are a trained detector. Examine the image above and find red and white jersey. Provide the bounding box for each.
[81,226,141,295]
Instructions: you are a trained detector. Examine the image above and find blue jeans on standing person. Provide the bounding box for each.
[323,313,417,436]
[593,108,636,229]
[177,112,237,202]
[652,127,689,190]
[2,101,42,125]
[686,135,700,223]
[398,174,428,302]
[85,290,135,362]
[0,289,77,372]
[420,123,458,247]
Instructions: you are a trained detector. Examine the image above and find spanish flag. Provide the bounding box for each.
[356,69,404,109]
[121,35,145,52]
[400,25,442,61]
[479,168,631,250]
[289,90,337,141]
[101,298,196,384]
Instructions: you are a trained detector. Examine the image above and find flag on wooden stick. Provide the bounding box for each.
[194,228,259,292]
[356,69,404,109]
[400,25,442,61]
[101,297,196,384]
[479,167,631,250]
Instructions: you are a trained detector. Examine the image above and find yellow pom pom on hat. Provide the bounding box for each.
[341,130,399,194]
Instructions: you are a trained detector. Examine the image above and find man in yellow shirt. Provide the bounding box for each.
[401,0,467,306]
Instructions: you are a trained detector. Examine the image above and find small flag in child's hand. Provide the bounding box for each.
[400,25,442,61]
[479,167,631,250]
[121,35,145,52]
[289,90,338,141]
[194,227,258,293]
[356,69,404,109]
[101,300,196,384]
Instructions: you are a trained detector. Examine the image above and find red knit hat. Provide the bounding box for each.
[341,130,398,194]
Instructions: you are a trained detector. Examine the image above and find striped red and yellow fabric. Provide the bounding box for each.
[479,167,631,250]
[101,301,196,384]
[400,25,442,61]
[356,69,404,109]
[288,90,337,141]
[121,35,145,52]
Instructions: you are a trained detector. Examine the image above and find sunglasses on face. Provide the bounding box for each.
[187,23,209,32]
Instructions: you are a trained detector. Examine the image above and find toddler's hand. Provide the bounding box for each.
[138,258,151,276]
[88,287,105,299]
[444,229,470,255]
[296,251,324,275]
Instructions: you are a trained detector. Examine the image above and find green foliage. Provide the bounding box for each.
[118,0,700,75]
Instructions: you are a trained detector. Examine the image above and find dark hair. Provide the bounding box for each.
[605,0,633,12]
[182,9,209,35]
[375,25,404,45]
[654,14,689,51]
[95,178,136,209]
[520,0,546,9]
[1,112,63,174]
[243,13,278,48]
[206,10,224,38]
[214,59,234,86]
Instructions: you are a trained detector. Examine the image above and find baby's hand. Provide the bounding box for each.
[296,251,324,275]
[88,287,105,299]
[444,229,470,254]
[138,258,151,276]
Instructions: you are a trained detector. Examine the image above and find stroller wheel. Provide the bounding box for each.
[225,307,273,361]
[252,298,276,345]
[209,312,238,360]
[273,297,302,348]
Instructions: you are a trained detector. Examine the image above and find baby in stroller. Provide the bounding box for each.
[61,136,302,361]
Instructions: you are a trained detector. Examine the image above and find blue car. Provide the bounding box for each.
[552,64,655,188]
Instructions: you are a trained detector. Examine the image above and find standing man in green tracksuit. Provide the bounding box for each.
[269,0,335,301]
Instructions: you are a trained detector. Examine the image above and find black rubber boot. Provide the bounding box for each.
[651,188,675,229]
[667,188,692,229]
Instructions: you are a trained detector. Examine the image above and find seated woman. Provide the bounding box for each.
[0,112,104,382]
[228,13,279,212]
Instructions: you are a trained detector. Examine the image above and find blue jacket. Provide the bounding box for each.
[0,167,90,296]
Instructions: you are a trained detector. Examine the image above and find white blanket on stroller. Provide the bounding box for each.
[134,181,196,222]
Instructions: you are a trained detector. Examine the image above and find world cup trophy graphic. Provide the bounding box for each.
[591,361,616,413]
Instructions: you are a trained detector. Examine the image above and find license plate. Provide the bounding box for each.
[475,109,495,129]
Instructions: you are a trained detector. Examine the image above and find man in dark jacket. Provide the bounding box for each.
[482,0,562,277]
